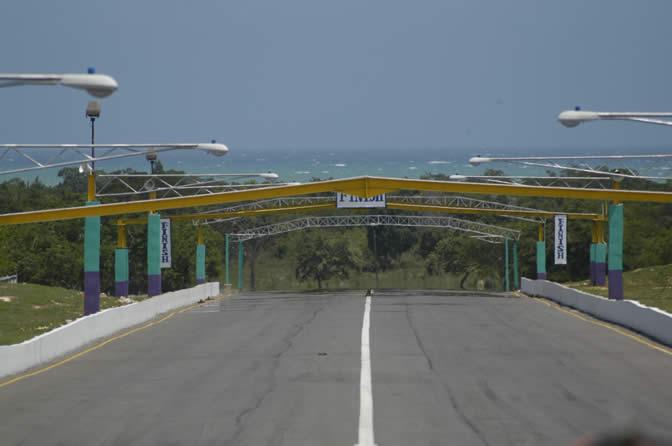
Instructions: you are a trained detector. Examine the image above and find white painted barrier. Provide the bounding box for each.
[0,282,220,380]
[521,278,672,347]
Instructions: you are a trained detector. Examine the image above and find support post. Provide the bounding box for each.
[115,224,129,297]
[536,223,547,280]
[238,241,244,290]
[608,204,624,299]
[505,237,510,292]
[225,233,230,284]
[147,213,161,296]
[595,221,607,286]
[513,239,519,290]
[196,226,206,285]
[84,198,100,315]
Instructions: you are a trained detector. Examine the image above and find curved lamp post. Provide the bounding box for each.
[555,108,672,300]
[558,109,672,128]
[0,70,118,98]
[0,142,227,313]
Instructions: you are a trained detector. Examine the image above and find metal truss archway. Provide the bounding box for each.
[228,214,521,244]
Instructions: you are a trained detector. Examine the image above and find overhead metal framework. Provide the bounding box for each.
[228,214,521,243]
[469,154,672,181]
[1,176,668,226]
[195,195,602,226]
[96,173,282,198]
[447,175,612,189]
[116,200,607,225]
[0,143,228,177]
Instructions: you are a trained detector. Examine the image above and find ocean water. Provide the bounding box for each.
[4,146,672,186]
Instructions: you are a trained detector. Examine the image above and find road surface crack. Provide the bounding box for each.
[223,304,325,445]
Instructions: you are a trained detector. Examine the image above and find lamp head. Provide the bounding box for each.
[60,73,119,97]
[558,110,600,127]
[196,141,229,156]
[469,156,491,167]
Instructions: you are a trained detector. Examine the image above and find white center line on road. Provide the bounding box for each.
[355,295,377,446]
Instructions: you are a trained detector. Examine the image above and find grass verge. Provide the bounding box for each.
[563,264,672,314]
[0,283,145,345]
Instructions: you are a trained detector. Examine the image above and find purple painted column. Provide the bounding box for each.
[595,243,607,286]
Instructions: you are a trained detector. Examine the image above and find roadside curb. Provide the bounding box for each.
[521,278,672,347]
[0,282,221,380]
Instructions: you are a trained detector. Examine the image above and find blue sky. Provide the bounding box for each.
[1,0,671,158]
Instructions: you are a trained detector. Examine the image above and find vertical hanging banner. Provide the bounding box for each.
[554,214,567,265]
[160,218,172,268]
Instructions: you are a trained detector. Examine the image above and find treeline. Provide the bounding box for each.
[1,167,671,293]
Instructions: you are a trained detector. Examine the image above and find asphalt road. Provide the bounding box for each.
[1,290,671,446]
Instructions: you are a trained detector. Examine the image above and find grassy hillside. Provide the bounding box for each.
[564,264,672,313]
[0,283,140,345]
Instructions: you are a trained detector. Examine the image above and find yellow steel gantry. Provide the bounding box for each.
[0,176,663,226]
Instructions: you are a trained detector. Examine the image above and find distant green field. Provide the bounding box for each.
[0,283,143,345]
[564,264,672,314]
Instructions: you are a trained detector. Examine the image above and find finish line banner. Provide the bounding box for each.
[160,218,172,269]
[336,193,386,208]
[554,214,567,265]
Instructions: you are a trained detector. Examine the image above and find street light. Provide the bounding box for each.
[558,108,672,128]
[0,69,119,97]
[0,142,229,177]
[468,154,672,181]
[554,107,672,301]
[0,141,228,314]
[448,174,611,189]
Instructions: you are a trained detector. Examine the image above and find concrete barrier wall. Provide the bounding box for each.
[0,282,220,380]
[521,278,672,347]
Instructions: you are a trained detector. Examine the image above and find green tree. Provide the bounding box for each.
[295,232,356,289]
[426,235,504,289]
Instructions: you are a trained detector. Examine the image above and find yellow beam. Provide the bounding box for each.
[386,202,604,220]
[118,201,602,227]
[116,203,337,226]
[2,176,671,226]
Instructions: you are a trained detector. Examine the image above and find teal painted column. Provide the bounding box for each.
[595,243,607,286]
[536,241,547,280]
[238,241,244,290]
[84,201,101,315]
[505,238,510,292]
[196,244,206,284]
[513,240,519,290]
[608,204,624,299]
[225,233,230,284]
[114,248,129,297]
[147,214,161,296]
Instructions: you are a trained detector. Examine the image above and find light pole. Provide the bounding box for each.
[0,69,118,97]
[558,108,672,128]
[556,107,672,300]
[467,154,624,293]
[83,100,102,314]
[0,142,229,177]
[1,68,118,315]
[0,142,228,312]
